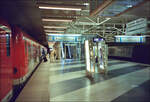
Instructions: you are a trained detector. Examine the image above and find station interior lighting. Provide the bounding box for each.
[42,18,73,22]
[45,30,64,33]
[46,33,82,36]
[43,26,67,29]
[83,3,89,5]
[46,33,63,35]
[39,6,82,11]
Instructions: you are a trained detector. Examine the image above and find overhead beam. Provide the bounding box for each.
[74,22,100,25]
[116,0,149,17]
[40,10,81,17]
[74,22,123,26]
[82,18,111,33]
[74,22,123,25]
[90,0,116,16]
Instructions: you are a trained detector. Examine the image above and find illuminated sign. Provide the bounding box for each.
[48,35,81,42]
[63,37,75,42]
[48,34,97,42]
[115,36,145,43]
[93,38,103,42]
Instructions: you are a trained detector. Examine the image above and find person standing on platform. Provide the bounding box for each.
[50,49,56,62]
[42,48,47,62]
[42,48,45,56]
[47,48,51,59]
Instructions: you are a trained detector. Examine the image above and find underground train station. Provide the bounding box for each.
[0,0,150,102]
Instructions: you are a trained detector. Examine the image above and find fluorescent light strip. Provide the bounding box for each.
[39,6,81,11]
[42,18,72,22]
[45,30,64,32]
[46,33,81,36]
[83,3,89,5]
[43,26,67,29]
[46,33,63,35]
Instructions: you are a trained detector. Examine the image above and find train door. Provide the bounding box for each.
[38,46,42,61]
[27,42,33,73]
[13,27,27,84]
[33,44,38,67]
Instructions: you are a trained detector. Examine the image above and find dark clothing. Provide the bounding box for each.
[43,56,48,62]
[42,49,46,56]
[47,48,50,54]
[47,48,51,58]
[42,48,47,62]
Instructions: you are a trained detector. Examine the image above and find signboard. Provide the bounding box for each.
[115,36,145,43]
[63,37,75,42]
[48,35,81,42]
[93,38,103,42]
[48,34,97,42]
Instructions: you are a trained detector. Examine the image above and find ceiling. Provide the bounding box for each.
[0,0,48,47]
[119,0,150,18]
[36,0,89,35]
[0,0,149,45]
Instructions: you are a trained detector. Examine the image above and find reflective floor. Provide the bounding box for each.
[16,58,150,102]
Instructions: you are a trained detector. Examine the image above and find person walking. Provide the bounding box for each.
[50,49,56,62]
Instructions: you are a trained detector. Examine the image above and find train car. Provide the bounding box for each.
[12,26,46,85]
[0,19,47,102]
[0,19,13,102]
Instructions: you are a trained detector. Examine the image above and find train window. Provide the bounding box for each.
[25,40,27,55]
[6,34,10,56]
[28,45,31,58]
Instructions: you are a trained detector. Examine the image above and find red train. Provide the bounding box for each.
[0,19,46,102]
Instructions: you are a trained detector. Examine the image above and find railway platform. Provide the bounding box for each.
[15,59,150,102]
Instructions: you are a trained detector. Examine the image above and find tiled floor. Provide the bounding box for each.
[16,58,150,102]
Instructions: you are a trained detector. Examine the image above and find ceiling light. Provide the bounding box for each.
[44,26,67,29]
[39,6,81,11]
[42,18,72,22]
[47,34,82,36]
[83,3,89,5]
[46,32,63,35]
[106,17,111,20]
[45,30,64,33]
[127,5,132,8]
